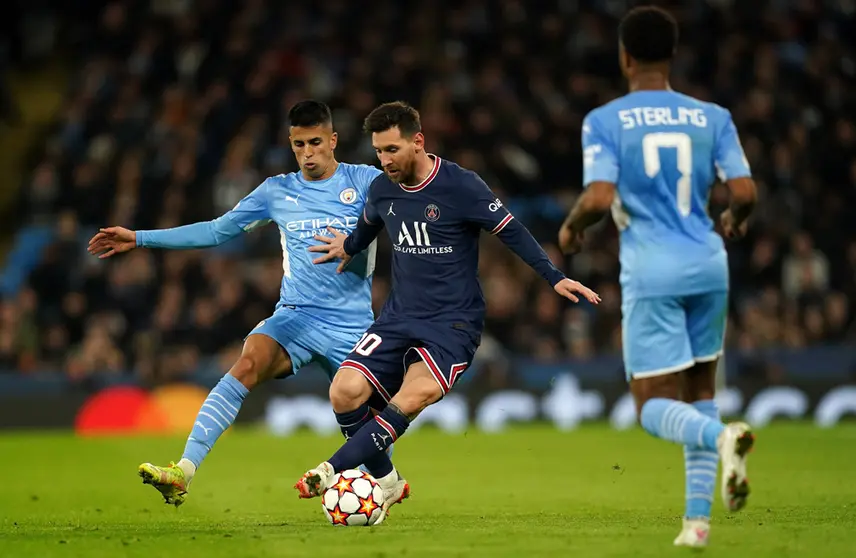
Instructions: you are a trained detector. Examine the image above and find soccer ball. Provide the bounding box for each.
[321,469,385,526]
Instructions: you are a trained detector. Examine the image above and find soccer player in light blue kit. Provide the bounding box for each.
[558,7,759,548]
[88,100,398,507]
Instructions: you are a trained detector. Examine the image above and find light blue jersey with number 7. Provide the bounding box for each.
[582,90,751,302]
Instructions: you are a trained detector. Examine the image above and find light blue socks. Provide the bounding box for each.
[182,374,249,468]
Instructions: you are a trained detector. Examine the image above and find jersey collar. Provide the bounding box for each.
[400,154,441,193]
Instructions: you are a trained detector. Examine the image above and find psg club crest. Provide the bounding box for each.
[424,204,440,222]
[339,188,357,204]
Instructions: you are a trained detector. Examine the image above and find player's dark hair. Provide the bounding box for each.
[619,6,678,63]
[362,101,422,137]
[288,100,332,128]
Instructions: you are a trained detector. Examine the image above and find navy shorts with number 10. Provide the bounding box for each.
[341,317,480,410]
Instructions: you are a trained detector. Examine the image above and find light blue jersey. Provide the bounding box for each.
[137,162,381,377]
[583,90,751,301]
[582,90,751,378]
[226,163,380,332]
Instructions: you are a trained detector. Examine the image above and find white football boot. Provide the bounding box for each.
[717,421,755,512]
[372,471,411,526]
[673,518,710,547]
[294,461,335,499]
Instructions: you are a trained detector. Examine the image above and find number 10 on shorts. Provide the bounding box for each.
[353,333,382,356]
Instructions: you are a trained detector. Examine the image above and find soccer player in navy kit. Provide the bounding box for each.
[296,101,600,522]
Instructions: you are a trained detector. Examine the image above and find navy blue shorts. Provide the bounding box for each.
[341,319,480,408]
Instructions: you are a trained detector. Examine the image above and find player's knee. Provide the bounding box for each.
[682,361,718,402]
[631,374,681,422]
[329,368,372,412]
[230,335,291,389]
[229,354,264,389]
[229,351,280,390]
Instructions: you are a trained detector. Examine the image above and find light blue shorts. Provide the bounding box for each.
[248,306,363,380]
[622,291,728,380]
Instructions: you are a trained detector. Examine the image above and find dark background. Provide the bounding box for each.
[0,1,853,418]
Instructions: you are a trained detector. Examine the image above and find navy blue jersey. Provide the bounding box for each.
[343,156,565,332]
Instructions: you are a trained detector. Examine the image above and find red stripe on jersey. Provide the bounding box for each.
[490,213,514,235]
[400,155,441,192]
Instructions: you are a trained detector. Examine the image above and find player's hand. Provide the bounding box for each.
[87,226,137,259]
[309,226,352,273]
[554,278,601,305]
[558,226,584,255]
[719,209,748,240]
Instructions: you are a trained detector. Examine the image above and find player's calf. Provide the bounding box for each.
[140,335,289,504]
[330,366,399,479]
[297,403,411,496]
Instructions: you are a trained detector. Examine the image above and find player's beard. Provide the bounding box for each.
[389,158,417,185]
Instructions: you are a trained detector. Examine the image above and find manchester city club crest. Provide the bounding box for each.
[424,204,440,221]
[339,187,357,204]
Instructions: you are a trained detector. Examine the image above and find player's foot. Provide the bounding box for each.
[717,421,755,512]
[294,461,335,499]
[372,473,410,526]
[138,462,188,507]
[673,518,710,547]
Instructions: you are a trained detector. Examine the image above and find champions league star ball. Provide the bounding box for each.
[322,469,385,526]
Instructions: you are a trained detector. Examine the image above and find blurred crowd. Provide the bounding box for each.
[1,0,855,381]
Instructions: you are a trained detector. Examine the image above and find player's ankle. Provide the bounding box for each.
[177,458,197,483]
[375,467,399,489]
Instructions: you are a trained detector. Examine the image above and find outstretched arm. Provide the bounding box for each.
[89,180,273,258]
[137,215,245,249]
[494,217,600,304]
[88,216,245,258]
[494,217,566,287]
[465,174,600,304]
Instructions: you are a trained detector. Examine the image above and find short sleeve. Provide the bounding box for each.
[224,178,273,232]
[464,173,515,235]
[582,112,620,186]
[354,164,383,202]
[714,109,752,181]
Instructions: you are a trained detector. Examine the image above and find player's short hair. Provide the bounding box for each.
[363,101,422,137]
[619,6,678,63]
[288,100,332,128]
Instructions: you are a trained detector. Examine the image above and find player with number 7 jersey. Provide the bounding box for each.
[577,94,751,301]
[557,6,759,548]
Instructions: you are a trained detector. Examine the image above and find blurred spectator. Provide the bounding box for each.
[0,0,854,380]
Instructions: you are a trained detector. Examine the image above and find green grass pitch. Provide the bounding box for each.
[0,423,854,557]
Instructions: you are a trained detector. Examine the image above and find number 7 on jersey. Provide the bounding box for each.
[642,132,693,217]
